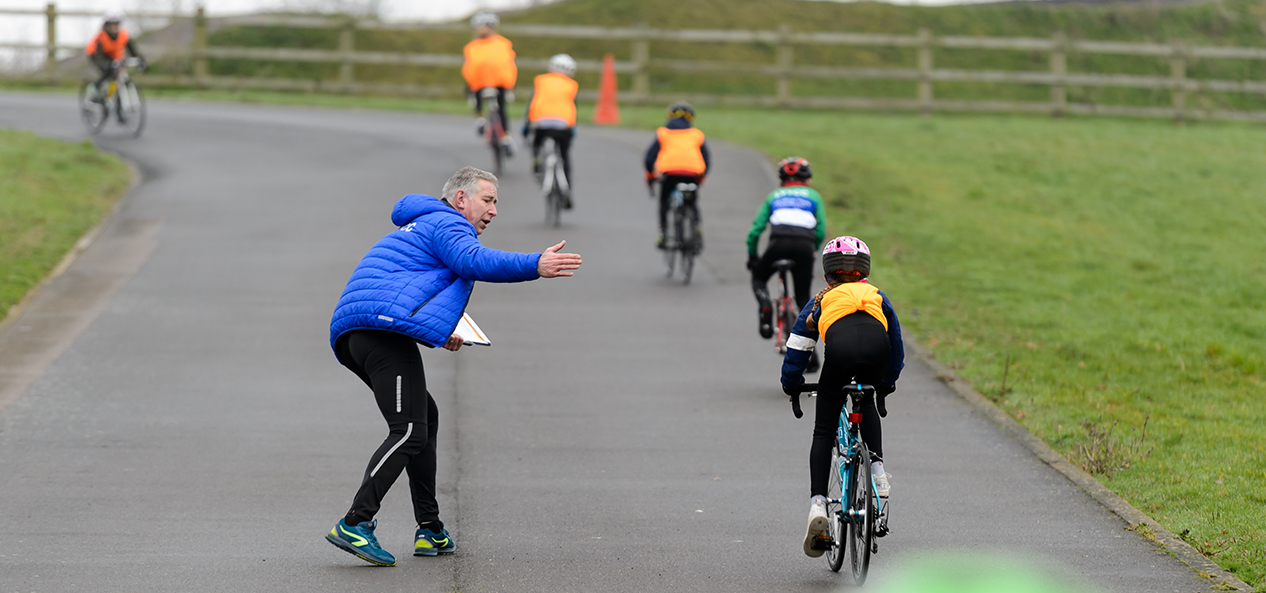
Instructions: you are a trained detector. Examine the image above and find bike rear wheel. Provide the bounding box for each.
[116,80,145,138]
[848,445,875,585]
[677,210,694,285]
[78,81,108,135]
[825,446,846,572]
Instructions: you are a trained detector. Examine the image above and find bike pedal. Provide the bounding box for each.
[872,541,879,554]
[810,535,832,551]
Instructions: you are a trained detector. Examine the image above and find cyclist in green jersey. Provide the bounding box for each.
[747,157,827,369]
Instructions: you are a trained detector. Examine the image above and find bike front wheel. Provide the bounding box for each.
[78,81,109,135]
[848,445,875,585]
[116,80,146,138]
[825,446,846,572]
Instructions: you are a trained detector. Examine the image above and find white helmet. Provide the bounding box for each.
[548,54,577,76]
[470,11,499,29]
[102,11,124,24]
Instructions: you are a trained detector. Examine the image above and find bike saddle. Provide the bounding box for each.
[772,259,796,271]
[675,183,698,192]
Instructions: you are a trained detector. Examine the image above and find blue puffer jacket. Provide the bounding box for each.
[329,194,540,361]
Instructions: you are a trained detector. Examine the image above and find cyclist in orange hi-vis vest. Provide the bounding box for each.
[644,101,710,250]
[84,12,146,95]
[523,54,579,207]
[463,11,518,154]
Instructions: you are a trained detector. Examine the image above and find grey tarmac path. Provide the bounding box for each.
[0,92,1212,593]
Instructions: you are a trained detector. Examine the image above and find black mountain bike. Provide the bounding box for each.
[658,180,700,284]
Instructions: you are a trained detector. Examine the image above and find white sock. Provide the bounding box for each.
[871,461,886,477]
[810,495,827,507]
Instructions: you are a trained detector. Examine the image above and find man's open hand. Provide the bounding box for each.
[538,240,582,278]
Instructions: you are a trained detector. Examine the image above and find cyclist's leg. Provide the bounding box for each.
[495,88,510,133]
[553,129,573,186]
[657,175,679,235]
[341,329,435,526]
[472,87,484,116]
[531,128,545,172]
[406,392,441,528]
[809,381,847,498]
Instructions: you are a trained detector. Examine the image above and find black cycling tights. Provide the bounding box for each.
[340,329,441,528]
[810,312,891,497]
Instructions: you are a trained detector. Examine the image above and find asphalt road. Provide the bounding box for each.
[0,92,1212,592]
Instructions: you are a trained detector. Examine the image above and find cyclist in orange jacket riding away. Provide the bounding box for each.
[644,101,710,250]
[463,11,518,155]
[84,12,146,96]
[523,54,579,207]
[779,236,903,557]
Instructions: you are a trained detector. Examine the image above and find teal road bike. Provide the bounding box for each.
[791,382,891,584]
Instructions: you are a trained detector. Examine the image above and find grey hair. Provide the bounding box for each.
[442,166,498,201]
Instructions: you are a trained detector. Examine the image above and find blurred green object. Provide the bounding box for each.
[875,554,1087,593]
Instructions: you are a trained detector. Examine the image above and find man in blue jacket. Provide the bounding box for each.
[325,166,582,566]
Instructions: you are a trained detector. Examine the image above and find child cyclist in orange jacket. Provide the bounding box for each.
[644,101,710,250]
[780,236,904,558]
[84,12,146,93]
[523,54,579,206]
[463,11,518,153]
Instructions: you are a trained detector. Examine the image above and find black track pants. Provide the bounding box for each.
[752,238,816,311]
[810,312,890,497]
[532,128,573,187]
[340,330,440,527]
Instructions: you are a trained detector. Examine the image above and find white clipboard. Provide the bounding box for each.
[454,313,491,346]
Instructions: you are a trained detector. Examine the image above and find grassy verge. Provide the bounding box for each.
[0,130,131,321]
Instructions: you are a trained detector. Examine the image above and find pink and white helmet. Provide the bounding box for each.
[821,236,871,278]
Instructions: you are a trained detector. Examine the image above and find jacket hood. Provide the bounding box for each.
[391,194,467,227]
[665,117,694,130]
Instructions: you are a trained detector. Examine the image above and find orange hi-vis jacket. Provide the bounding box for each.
[528,72,579,126]
[654,127,707,176]
[809,281,888,339]
[85,29,129,61]
[462,35,517,91]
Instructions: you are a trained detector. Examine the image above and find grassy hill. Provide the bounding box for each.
[179,0,1266,111]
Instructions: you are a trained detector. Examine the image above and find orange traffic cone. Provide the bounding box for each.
[593,53,621,125]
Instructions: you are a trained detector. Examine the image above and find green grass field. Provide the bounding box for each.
[0,130,130,321]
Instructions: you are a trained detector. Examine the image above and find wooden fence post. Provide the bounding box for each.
[44,3,57,80]
[1170,42,1187,123]
[633,23,649,103]
[917,28,933,116]
[193,6,208,82]
[338,18,355,91]
[776,23,793,107]
[1050,31,1067,118]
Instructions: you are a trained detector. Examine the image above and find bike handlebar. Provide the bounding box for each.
[789,382,876,418]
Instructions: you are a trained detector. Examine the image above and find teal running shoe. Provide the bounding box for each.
[414,527,456,556]
[326,519,396,566]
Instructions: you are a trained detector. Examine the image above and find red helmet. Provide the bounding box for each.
[777,157,811,183]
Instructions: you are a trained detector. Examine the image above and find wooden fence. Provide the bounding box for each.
[5,5,1266,122]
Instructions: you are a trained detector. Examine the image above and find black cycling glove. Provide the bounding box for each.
[782,377,803,397]
[876,394,887,418]
[746,255,758,272]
